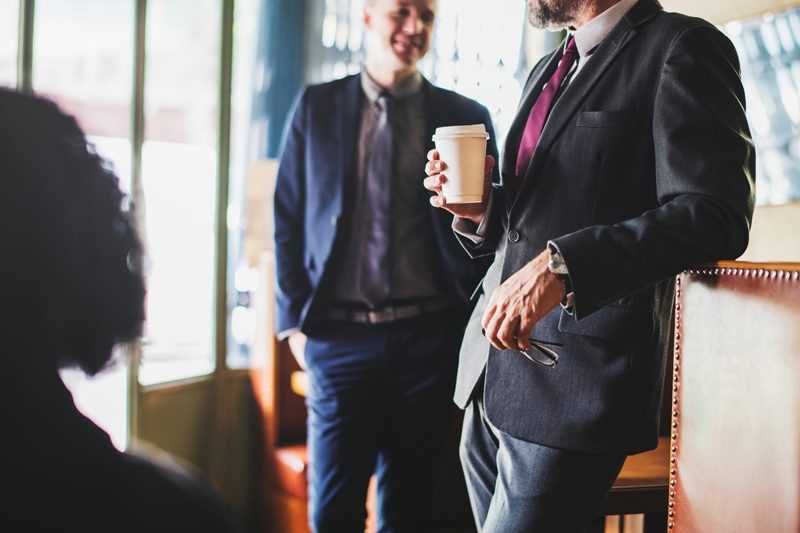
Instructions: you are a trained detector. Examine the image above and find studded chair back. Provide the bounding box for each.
[670,261,800,532]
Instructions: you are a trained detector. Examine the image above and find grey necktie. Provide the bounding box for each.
[357,91,394,308]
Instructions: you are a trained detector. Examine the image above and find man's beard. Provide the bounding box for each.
[527,0,582,29]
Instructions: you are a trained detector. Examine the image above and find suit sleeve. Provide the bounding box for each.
[273,89,312,333]
[551,25,756,319]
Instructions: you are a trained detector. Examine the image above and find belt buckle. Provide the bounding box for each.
[368,308,394,323]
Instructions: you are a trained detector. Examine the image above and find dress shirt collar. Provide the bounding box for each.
[361,68,423,103]
[569,0,639,58]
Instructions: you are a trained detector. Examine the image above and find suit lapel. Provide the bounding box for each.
[501,49,562,181]
[531,23,636,164]
[338,74,363,206]
[422,78,439,155]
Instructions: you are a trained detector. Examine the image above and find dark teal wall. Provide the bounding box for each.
[255,0,307,158]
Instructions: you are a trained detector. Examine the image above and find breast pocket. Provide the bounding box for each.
[575,110,633,129]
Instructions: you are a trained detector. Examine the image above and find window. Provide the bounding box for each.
[0,2,18,87]
[33,0,133,189]
[723,7,800,205]
[138,0,222,385]
[226,0,264,368]
[420,0,535,148]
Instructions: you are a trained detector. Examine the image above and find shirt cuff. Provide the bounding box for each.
[277,327,300,341]
[451,195,493,244]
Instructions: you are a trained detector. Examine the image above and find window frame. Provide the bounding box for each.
[15,0,236,438]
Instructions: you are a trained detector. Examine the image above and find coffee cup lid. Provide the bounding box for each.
[433,124,490,140]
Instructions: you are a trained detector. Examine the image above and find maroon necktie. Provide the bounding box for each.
[515,37,579,177]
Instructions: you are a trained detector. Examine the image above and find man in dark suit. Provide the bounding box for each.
[273,0,498,530]
[424,0,755,530]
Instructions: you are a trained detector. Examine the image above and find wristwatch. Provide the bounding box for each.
[547,246,570,275]
[547,243,575,311]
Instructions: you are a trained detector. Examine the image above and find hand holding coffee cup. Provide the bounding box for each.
[424,124,494,224]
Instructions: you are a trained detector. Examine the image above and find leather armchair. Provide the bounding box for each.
[670,261,800,532]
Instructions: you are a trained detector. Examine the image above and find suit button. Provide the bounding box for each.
[330,216,338,227]
[508,230,520,243]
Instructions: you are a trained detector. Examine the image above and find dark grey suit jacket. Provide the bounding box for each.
[455,0,755,454]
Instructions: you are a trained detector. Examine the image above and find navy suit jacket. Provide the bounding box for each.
[274,73,499,334]
[454,0,755,454]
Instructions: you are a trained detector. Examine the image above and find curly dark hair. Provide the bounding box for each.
[0,88,145,375]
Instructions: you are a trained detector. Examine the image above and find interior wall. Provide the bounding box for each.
[740,203,800,262]
[137,374,263,530]
[137,380,215,472]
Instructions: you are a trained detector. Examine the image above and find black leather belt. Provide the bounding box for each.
[326,298,451,324]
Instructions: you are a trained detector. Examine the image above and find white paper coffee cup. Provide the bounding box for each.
[432,124,490,204]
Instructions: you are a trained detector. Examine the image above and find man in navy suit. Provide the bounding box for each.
[425,0,754,530]
[273,0,498,531]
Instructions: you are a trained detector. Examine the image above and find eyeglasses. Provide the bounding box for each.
[483,328,561,368]
[519,339,561,368]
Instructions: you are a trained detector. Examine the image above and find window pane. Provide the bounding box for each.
[0,1,18,87]
[139,0,221,385]
[227,0,263,369]
[723,7,800,205]
[33,0,134,190]
[420,0,532,149]
[33,0,134,449]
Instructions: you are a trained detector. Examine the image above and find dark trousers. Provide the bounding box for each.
[460,382,626,533]
[304,315,463,533]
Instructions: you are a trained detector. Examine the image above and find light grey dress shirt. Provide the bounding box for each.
[329,70,445,306]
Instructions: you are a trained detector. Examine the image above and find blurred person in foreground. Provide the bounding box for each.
[273,0,498,530]
[0,88,239,533]
[425,0,755,530]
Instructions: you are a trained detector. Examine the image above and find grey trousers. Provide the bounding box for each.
[459,387,626,533]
